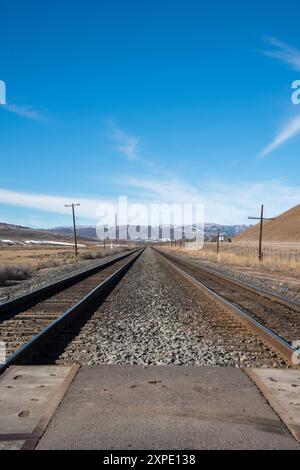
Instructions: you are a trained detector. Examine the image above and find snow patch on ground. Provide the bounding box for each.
[0,239,86,247]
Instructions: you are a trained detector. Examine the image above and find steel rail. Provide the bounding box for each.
[156,250,299,367]
[0,248,143,375]
[157,249,300,312]
[0,248,139,318]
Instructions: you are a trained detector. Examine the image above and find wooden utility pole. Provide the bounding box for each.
[248,204,274,261]
[216,228,220,255]
[65,203,80,257]
[115,213,118,246]
[216,228,221,262]
[103,224,108,249]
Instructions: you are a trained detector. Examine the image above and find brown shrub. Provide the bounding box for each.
[0,264,32,283]
[79,246,131,260]
[36,260,62,270]
[79,251,105,260]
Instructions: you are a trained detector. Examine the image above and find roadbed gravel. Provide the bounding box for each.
[166,250,300,304]
[57,248,284,368]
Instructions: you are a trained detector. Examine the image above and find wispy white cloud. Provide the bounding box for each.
[125,176,300,224]
[1,178,300,226]
[0,188,106,219]
[261,37,300,71]
[126,176,201,204]
[107,120,139,160]
[258,37,300,156]
[259,114,300,157]
[3,103,44,121]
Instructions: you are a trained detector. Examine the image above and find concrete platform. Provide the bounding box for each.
[37,365,300,450]
[0,365,78,450]
[246,368,300,442]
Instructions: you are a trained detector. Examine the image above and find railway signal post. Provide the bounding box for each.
[65,203,80,257]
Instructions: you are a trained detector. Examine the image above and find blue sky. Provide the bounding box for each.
[1,0,300,227]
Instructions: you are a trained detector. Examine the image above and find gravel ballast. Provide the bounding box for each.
[169,250,300,304]
[57,248,284,368]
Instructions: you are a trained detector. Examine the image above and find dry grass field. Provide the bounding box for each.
[0,246,75,269]
[165,241,300,276]
[0,242,136,284]
[0,244,106,282]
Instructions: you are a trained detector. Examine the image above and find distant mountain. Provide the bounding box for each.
[204,223,249,238]
[51,223,249,240]
[0,222,96,243]
[49,226,98,239]
[0,221,249,244]
[0,222,68,241]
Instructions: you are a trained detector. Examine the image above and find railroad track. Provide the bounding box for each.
[0,249,143,373]
[157,249,300,367]
[52,247,296,368]
[1,246,298,370]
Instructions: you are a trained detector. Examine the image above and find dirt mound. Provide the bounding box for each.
[234,205,300,243]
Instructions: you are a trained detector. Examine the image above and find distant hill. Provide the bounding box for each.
[49,226,97,238]
[51,223,249,240]
[234,205,300,243]
[204,223,248,239]
[0,223,96,244]
[0,222,68,241]
[0,221,249,244]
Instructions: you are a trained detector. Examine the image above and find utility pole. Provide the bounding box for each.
[216,228,220,254]
[65,203,80,257]
[103,224,108,249]
[115,213,118,246]
[216,228,220,260]
[216,228,221,262]
[248,204,274,261]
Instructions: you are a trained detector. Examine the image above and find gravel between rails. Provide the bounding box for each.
[56,248,284,368]
[0,248,133,303]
